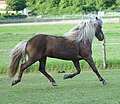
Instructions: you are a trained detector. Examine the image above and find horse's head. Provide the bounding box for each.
[94,17,104,41]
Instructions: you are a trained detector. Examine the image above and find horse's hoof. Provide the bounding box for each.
[12,80,20,86]
[12,80,17,86]
[102,80,108,85]
[52,82,57,86]
[63,74,69,79]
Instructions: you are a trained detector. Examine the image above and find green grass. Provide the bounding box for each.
[0,24,120,104]
[0,70,120,104]
[0,24,120,73]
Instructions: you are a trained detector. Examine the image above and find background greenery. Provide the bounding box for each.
[0,23,120,74]
[5,0,120,15]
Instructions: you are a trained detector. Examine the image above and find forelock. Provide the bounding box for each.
[89,16,103,26]
[98,19,103,26]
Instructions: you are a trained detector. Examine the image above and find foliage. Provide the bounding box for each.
[0,13,27,19]
[5,0,119,15]
[6,0,27,12]
[116,0,120,9]
[25,0,119,15]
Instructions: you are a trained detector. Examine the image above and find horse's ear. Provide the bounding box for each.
[96,17,98,20]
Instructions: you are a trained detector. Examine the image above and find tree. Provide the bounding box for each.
[6,0,27,12]
[83,0,98,13]
[25,0,118,15]
[59,0,70,9]
[95,0,117,10]
[45,0,60,14]
[116,0,120,9]
[72,0,85,13]
[59,0,73,14]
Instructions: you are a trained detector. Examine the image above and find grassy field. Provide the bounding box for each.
[0,23,120,73]
[0,70,120,104]
[0,23,120,104]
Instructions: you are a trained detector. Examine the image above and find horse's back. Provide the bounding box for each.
[26,34,64,58]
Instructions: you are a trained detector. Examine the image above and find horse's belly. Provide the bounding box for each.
[46,39,81,60]
[47,50,81,60]
[48,55,80,60]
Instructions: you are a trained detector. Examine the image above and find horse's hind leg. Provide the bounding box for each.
[12,59,36,86]
[85,56,107,85]
[64,61,81,79]
[39,57,57,86]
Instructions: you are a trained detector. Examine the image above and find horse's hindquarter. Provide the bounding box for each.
[26,34,47,59]
[46,36,81,60]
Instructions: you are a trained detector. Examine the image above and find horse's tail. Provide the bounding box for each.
[8,40,28,78]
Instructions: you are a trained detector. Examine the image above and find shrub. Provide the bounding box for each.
[0,13,27,19]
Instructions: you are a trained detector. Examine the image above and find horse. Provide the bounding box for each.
[8,17,107,86]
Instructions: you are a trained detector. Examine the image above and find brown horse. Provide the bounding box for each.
[9,17,107,86]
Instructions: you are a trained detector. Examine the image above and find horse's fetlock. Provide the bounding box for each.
[77,70,81,74]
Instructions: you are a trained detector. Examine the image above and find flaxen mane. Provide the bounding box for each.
[64,18,102,43]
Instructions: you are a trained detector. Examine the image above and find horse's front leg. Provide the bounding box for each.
[85,56,107,85]
[64,61,81,79]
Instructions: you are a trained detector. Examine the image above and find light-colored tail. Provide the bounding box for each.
[8,40,28,78]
